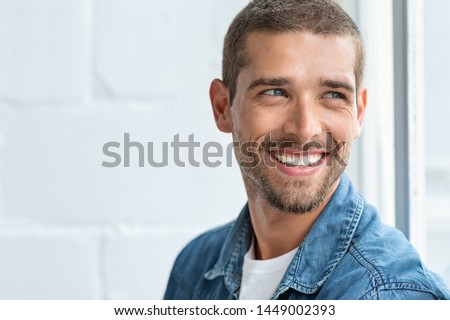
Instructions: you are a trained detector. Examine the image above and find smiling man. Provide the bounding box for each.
[164,0,449,300]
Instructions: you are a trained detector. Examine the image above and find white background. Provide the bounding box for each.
[0,0,249,299]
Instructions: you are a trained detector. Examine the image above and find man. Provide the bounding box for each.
[164,0,449,299]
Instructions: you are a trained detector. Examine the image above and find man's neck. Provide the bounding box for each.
[246,179,340,260]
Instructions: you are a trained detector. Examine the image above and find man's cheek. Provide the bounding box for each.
[238,142,262,168]
[325,132,349,167]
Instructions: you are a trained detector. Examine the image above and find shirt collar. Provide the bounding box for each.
[275,174,364,297]
[204,174,364,298]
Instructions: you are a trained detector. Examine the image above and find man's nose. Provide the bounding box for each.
[281,97,322,143]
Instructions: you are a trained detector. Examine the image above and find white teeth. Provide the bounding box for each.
[291,156,305,166]
[306,154,322,165]
[275,153,324,166]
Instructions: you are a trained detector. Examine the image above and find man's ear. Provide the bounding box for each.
[210,79,232,133]
[353,86,367,139]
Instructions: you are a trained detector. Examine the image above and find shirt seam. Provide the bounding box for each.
[360,283,441,300]
[350,244,442,300]
[349,241,386,286]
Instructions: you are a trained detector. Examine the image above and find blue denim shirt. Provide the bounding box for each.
[164,174,449,300]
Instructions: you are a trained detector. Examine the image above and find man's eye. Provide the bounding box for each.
[262,89,287,97]
[323,92,345,99]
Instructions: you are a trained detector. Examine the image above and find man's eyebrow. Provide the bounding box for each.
[247,77,291,91]
[320,79,355,93]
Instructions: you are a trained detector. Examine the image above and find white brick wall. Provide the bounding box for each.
[0,0,89,103]
[0,0,249,299]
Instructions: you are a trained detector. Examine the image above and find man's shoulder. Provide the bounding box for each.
[322,204,449,299]
[164,220,235,299]
[179,221,234,259]
[174,220,234,270]
[343,240,448,299]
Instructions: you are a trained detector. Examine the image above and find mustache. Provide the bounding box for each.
[256,133,341,153]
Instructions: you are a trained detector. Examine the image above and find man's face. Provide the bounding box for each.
[213,31,366,214]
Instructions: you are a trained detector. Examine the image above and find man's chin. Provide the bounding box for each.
[259,168,342,215]
[263,186,326,214]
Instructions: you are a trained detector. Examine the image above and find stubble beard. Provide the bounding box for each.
[234,131,352,215]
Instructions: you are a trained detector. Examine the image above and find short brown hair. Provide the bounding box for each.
[222,0,365,103]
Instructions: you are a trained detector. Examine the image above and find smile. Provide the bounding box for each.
[268,149,327,177]
[273,152,324,167]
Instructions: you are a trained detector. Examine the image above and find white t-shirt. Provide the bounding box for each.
[239,241,298,300]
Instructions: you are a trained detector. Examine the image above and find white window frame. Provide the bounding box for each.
[392,0,426,256]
